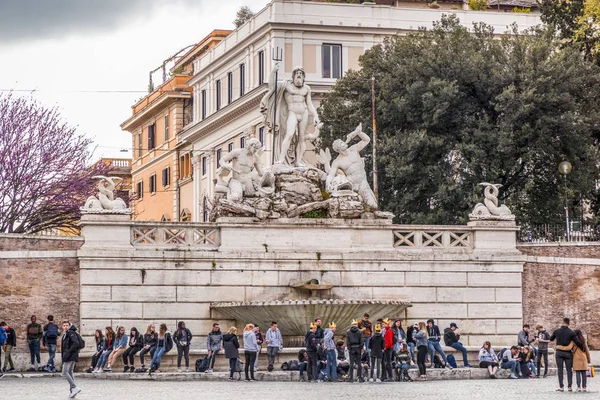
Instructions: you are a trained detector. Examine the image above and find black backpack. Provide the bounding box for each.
[195,356,209,372]
[46,323,59,340]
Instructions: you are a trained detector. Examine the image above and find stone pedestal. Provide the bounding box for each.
[79,213,133,250]
[467,220,519,253]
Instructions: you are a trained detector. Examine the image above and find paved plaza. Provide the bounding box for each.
[0,377,595,400]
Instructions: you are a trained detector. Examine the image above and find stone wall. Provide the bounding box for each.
[519,244,600,349]
[0,234,82,348]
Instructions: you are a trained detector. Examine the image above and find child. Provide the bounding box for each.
[368,325,384,382]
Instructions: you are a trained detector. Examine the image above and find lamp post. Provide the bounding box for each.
[558,161,573,242]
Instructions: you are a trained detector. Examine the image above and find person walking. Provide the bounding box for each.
[26,315,43,371]
[60,320,82,398]
[265,321,283,372]
[223,327,240,381]
[42,315,59,372]
[572,329,591,392]
[550,317,583,392]
[305,322,319,382]
[206,323,223,373]
[122,327,143,372]
[243,323,259,381]
[174,321,193,373]
[368,324,384,382]
[414,321,428,380]
[346,319,364,383]
[1,322,16,372]
[323,322,338,382]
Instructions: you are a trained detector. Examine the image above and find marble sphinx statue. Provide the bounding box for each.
[260,62,320,169]
[82,176,129,213]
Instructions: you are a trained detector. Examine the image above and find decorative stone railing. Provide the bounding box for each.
[131,223,220,248]
[393,227,473,249]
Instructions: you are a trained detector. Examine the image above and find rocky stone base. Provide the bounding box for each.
[210,169,392,221]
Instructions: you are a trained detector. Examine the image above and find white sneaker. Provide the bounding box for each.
[205,369,212,374]
[509,374,518,379]
[178,369,182,373]
[376,378,381,383]
[185,368,190,373]
[369,378,374,382]
[69,387,81,398]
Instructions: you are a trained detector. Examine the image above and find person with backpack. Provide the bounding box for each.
[174,321,193,373]
[206,323,223,373]
[265,321,283,372]
[61,320,83,398]
[26,315,43,371]
[42,315,59,372]
[137,324,157,373]
[1,321,16,373]
[346,319,364,383]
[534,324,550,378]
[368,324,384,382]
[223,326,240,381]
[122,327,143,372]
[427,318,450,369]
[148,323,173,374]
[443,322,472,368]
[105,326,127,372]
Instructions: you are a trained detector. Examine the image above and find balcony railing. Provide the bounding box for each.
[393,228,472,249]
[131,223,220,249]
[518,224,600,243]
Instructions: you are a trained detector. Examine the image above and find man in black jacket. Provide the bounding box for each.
[305,323,318,382]
[346,319,364,382]
[61,321,82,398]
[550,318,583,391]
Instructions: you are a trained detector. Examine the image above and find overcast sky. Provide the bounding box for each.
[0,0,268,161]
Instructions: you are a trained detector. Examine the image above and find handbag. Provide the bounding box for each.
[587,366,595,378]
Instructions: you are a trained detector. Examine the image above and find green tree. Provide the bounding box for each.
[233,6,255,28]
[319,15,600,225]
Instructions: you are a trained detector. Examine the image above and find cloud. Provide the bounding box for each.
[0,0,203,45]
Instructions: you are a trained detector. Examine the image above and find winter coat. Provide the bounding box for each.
[346,326,364,350]
[323,328,335,350]
[518,330,532,347]
[426,321,442,342]
[128,330,143,348]
[5,327,16,347]
[406,326,417,344]
[207,330,223,351]
[174,328,193,347]
[357,319,373,338]
[305,331,318,353]
[243,330,259,352]
[223,333,240,359]
[443,327,459,346]
[143,332,157,348]
[573,343,591,371]
[551,326,583,348]
[61,325,81,363]
[95,337,106,354]
[383,328,394,350]
[368,332,384,358]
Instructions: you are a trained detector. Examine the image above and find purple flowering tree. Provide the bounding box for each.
[0,94,109,234]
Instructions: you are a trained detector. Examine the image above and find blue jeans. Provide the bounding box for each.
[299,361,307,377]
[97,349,113,369]
[502,360,518,375]
[29,340,41,365]
[325,349,338,381]
[428,340,448,364]
[364,337,371,361]
[47,344,57,367]
[450,342,469,366]
[150,347,166,371]
[407,342,415,361]
[527,361,537,376]
[229,357,237,378]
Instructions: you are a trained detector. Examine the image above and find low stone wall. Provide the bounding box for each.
[0,234,83,348]
[519,243,600,349]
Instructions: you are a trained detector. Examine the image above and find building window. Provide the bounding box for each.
[258,50,265,84]
[216,148,222,167]
[164,114,169,141]
[136,181,143,200]
[149,174,156,194]
[203,197,209,222]
[240,137,246,148]
[148,123,156,150]
[162,166,170,187]
[202,156,207,175]
[227,72,233,104]
[228,142,233,153]
[201,89,207,119]
[216,80,221,111]
[180,208,191,222]
[137,132,142,157]
[259,127,264,145]
[240,63,245,96]
[322,44,342,79]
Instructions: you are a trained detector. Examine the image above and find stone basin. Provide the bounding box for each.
[211,299,412,336]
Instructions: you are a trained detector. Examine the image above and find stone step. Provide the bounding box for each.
[1,368,559,381]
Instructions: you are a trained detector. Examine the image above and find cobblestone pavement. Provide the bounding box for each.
[0,377,595,400]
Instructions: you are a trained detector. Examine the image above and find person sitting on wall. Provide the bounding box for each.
[443,322,472,368]
[478,341,499,379]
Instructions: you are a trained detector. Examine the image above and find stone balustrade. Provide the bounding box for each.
[393,227,472,249]
[131,222,220,249]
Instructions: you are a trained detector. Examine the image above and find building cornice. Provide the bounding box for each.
[121,92,191,131]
